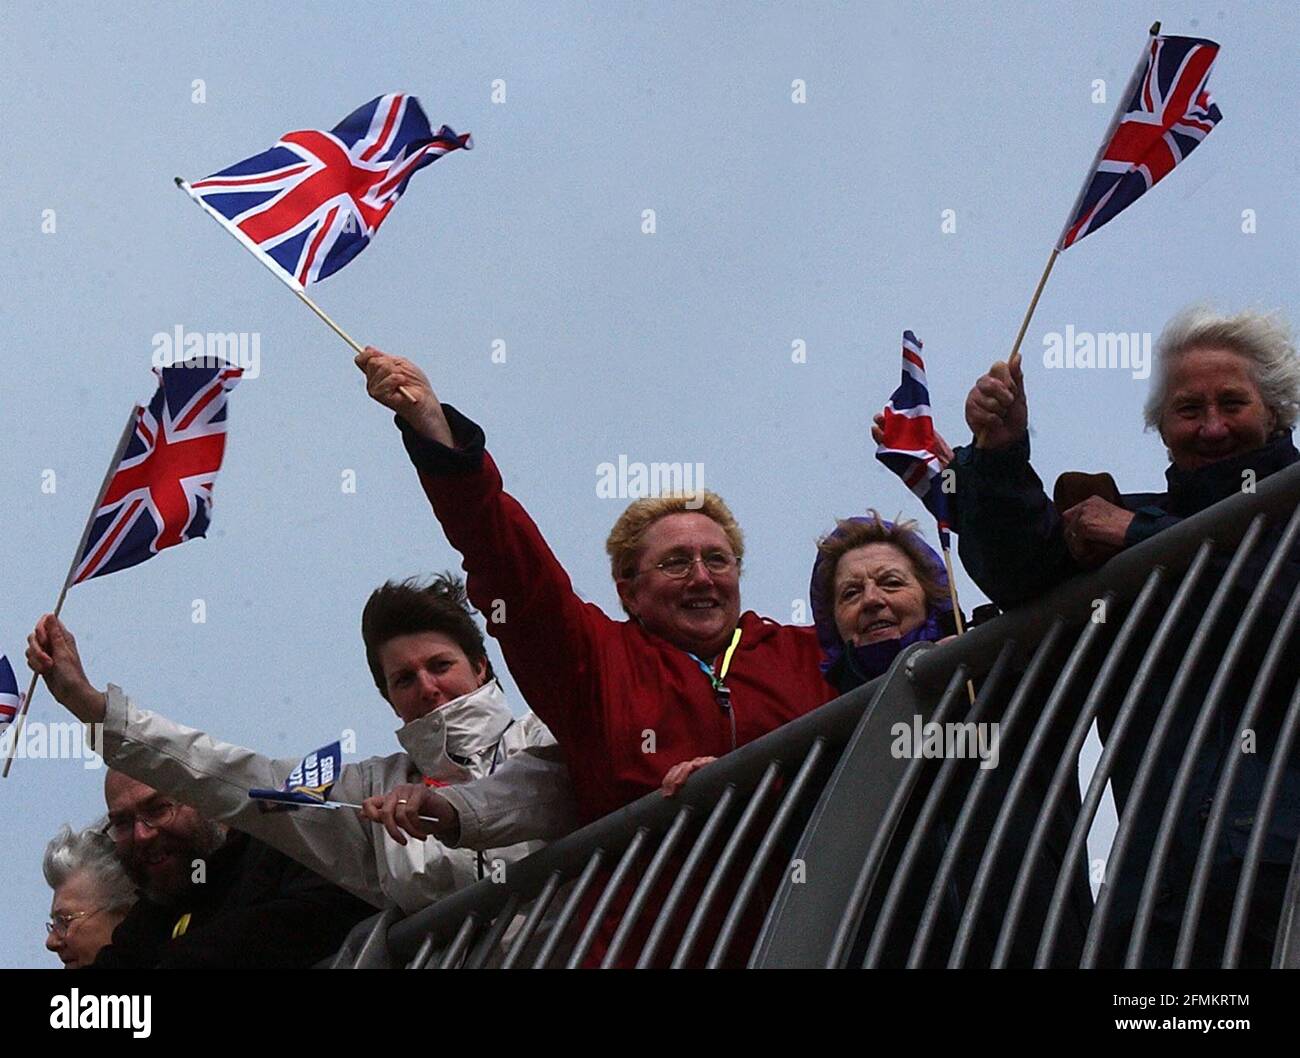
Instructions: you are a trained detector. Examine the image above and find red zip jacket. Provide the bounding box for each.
[400,407,839,826]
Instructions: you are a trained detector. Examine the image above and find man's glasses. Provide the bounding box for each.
[637,552,739,579]
[103,800,180,840]
[46,908,104,938]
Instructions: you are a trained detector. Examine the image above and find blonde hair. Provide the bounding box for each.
[605,492,744,606]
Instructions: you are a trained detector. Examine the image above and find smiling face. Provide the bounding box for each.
[1158,347,1277,472]
[104,773,223,902]
[45,870,127,969]
[377,631,488,724]
[616,512,742,659]
[832,542,929,647]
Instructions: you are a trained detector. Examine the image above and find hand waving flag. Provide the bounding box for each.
[249,742,343,810]
[182,94,472,290]
[875,331,952,545]
[72,362,242,584]
[1059,33,1221,250]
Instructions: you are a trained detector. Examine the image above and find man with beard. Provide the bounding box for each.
[90,772,371,969]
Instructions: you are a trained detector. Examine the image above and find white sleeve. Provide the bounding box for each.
[438,743,580,851]
[95,684,385,908]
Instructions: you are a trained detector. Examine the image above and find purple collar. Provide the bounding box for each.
[809,517,952,680]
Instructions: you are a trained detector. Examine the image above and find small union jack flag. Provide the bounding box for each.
[72,362,242,585]
[187,94,471,289]
[875,331,952,545]
[0,655,20,728]
[1059,33,1221,250]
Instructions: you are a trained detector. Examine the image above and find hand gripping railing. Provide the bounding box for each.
[328,673,885,968]
[331,459,1300,969]
[752,458,1300,968]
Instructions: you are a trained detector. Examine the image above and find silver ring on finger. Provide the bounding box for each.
[396,799,409,806]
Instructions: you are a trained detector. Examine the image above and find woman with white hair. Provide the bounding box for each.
[43,822,137,968]
[959,306,1300,599]
[952,306,1300,967]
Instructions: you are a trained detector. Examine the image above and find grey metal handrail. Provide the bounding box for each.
[330,459,1300,969]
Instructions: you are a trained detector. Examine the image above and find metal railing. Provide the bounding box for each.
[331,461,1300,968]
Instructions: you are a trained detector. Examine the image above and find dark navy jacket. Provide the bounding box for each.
[950,430,1300,935]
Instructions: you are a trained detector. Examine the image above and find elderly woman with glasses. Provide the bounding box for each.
[42,823,137,969]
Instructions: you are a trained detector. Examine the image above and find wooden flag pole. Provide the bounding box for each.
[940,542,978,706]
[1006,247,1060,373]
[978,21,1162,443]
[173,178,413,400]
[3,407,140,778]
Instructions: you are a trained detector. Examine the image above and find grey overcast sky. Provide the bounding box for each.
[2,1,1295,967]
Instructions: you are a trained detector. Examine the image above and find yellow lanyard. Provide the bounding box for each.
[717,627,743,685]
[691,627,743,692]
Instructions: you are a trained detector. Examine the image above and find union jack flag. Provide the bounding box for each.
[1059,34,1221,250]
[72,362,242,585]
[0,655,19,727]
[187,94,471,289]
[875,331,952,545]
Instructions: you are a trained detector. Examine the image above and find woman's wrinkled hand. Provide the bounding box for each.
[872,414,954,467]
[354,346,454,446]
[1060,496,1134,567]
[965,358,1028,450]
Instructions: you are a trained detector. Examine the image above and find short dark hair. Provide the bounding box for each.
[361,573,494,700]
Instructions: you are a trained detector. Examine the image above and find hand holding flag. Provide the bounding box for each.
[24,616,106,724]
[963,356,1028,451]
[980,23,1224,448]
[5,361,240,778]
[874,331,975,703]
[249,743,442,839]
[874,331,955,545]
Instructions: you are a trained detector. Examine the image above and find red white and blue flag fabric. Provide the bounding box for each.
[1058,34,1221,250]
[187,94,471,289]
[72,362,242,585]
[875,331,952,545]
[0,655,19,728]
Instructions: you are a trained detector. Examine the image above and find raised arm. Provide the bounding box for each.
[27,615,474,910]
[951,358,1080,608]
[354,347,607,742]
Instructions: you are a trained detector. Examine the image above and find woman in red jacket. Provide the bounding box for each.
[355,346,838,830]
